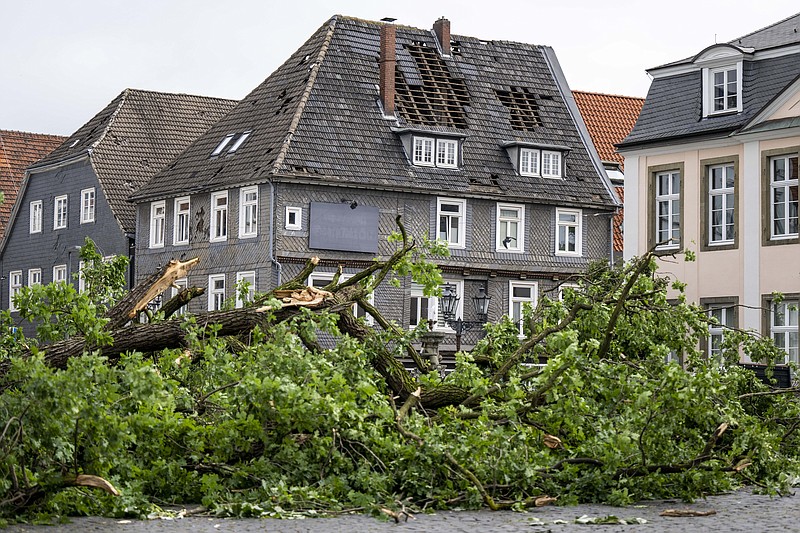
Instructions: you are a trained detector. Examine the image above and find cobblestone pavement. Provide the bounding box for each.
[8,488,800,532]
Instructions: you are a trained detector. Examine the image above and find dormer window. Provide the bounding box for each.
[211,131,252,157]
[516,146,565,179]
[703,63,743,116]
[412,136,459,168]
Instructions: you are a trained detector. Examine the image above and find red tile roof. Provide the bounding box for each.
[572,91,644,169]
[0,130,66,239]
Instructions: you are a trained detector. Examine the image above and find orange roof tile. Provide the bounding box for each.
[0,130,67,239]
[572,91,644,170]
[613,186,624,252]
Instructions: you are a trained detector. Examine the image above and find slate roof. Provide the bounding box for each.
[622,14,800,149]
[0,130,66,239]
[32,89,237,233]
[132,16,616,210]
[572,91,643,169]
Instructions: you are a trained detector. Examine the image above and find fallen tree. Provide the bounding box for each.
[1,226,799,520]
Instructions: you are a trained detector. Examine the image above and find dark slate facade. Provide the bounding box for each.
[130,16,617,349]
[0,89,236,328]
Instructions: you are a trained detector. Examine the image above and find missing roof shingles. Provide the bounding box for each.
[495,87,540,131]
[394,44,469,128]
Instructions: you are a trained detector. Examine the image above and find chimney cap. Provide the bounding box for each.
[380,17,397,23]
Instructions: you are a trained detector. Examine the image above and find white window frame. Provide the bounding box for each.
[211,133,235,157]
[171,277,188,316]
[541,151,562,178]
[555,208,582,256]
[235,271,256,308]
[709,164,735,245]
[409,283,433,329]
[54,195,68,230]
[771,300,798,364]
[412,137,434,166]
[228,131,251,154]
[436,139,458,168]
[173,197,190,245]
[80,187,95,224]
[149,200,166,248]
[53,265,67,284]
[770,155,798,240]
[210,191,228,242]
[285,206,302,230]
[655,171,681,249]
[703,63,743,117]
[8,271,22,311]
[29,200,42,234]
[519,148,540,177]
[78,261,85,293]
[208,274,226,311]
[27,268,41,287]
[496,203,524,252]
[308,272,374,325]
[707,306,733,360]
[508,281,538,336]
[437,197,466,249]
[558,283,580,301]
[239,186,258,238]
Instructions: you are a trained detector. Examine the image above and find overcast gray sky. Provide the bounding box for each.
[2,1,798,136]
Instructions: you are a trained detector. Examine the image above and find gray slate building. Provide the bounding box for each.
[0,89,236,323]
[130,16,618,348]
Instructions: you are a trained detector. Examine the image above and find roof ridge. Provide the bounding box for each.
[728,11,800,44]
[121,87,239,104]
[572,90,645,102]
[0,129,67,139]
[269,17,338,174]
[90,88,130,152]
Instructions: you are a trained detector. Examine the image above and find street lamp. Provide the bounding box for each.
[439,283,491,352]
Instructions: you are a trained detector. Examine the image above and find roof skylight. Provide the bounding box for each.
[211,134,235,156]
[227,131,252,154]
[210,131,252,158]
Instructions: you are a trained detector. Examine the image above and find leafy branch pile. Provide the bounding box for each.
[1,229,799,522]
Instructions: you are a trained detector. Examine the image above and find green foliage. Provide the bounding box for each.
[2,252,799,521]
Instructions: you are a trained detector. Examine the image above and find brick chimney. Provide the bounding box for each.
[379,23,396,116]
[433,17,450,56]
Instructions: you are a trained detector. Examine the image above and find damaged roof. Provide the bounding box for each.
[132,16,616,209]
[0,130,66,239]
[33,89,237,233]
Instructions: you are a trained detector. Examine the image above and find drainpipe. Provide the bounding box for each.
[268,180,283,286]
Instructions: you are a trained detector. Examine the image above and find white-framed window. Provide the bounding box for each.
[409,280,463,331]
[211,133,235,157]
[555,208,582,256]
[228,131,251,154]
[208,274,226,311]
[413,137,434,166]
[78,261,85,293]
[412,137,459,168]
[509,281,538,336]
[285,206,302,230]
[771,300,798,364]
[704,64,742,116]
[707,306,734,360]
[8,271,22,311]
[235,271,256,308]
[171,277,188,316]
[308,272,374,324]
[29,201,42,234]
[174,197,190,245]
[27,268,41,287]
[210,191,228,242]
[541,151,562,178]
[80,188,95,224]
[53,265,67,284]
[770,155,798,239]
[149,201,166,248]
[520,148,540,177]
[437,197,466,248]
[655,171,681,248]
[709,164,735,244]
[496,203,524,252]
[558,283,580,301]
[239,186,258,238]
[54,195,68,229]
[437,139,458,168]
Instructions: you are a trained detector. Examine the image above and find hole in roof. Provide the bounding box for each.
[394,44,470,128]
[490,174,500,186]
[278,89,287,99]
[300,54,311,65]
[495,88,540,131]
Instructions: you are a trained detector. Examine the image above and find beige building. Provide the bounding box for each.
[619,14,800,363]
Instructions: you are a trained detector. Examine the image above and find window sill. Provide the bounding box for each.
[495,247,524,254]
[239,233,258,239]
[209,238,228,244]
[555,251,582,257]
